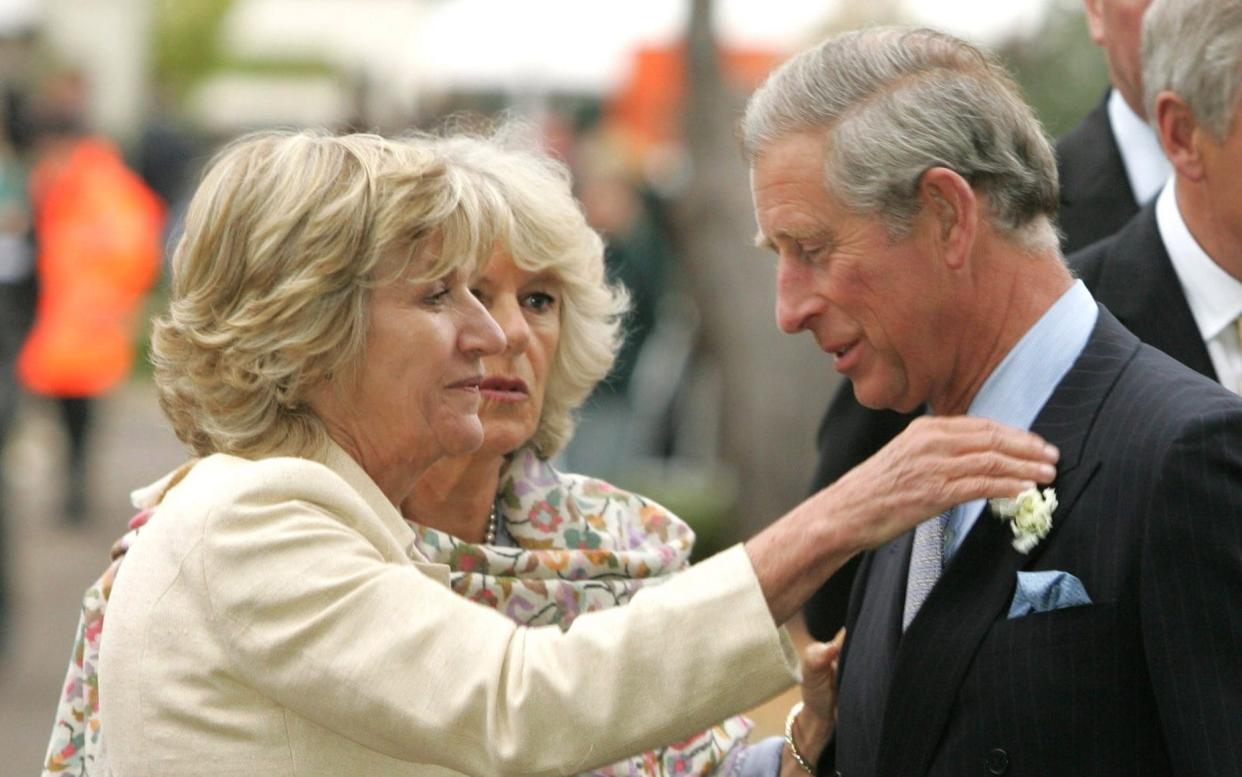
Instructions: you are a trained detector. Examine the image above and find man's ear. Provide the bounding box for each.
[1155,91,1206,182]
[916,166,976,269]
[1083,0,1106,46]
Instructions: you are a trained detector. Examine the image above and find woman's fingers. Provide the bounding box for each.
[905,416,1058,461]
[938,450,1056,501]
[803,640,837,676]
[800,628,846,730]
[837,417,1060,552]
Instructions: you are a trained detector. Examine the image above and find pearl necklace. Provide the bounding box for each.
[484,500,498,545]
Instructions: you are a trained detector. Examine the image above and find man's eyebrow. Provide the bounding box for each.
[754,229,829,252]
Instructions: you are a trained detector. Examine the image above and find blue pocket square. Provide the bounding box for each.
[1007,570,1092,618]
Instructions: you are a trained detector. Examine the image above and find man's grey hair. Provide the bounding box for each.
[741,27,1060,252]
[1142,0,1242,141]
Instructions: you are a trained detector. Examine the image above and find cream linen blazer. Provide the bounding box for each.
[99,441,799,776]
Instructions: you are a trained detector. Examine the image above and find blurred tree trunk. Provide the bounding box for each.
[675,0,840,537]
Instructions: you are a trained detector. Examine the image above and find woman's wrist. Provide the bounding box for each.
[819,465,893,558]
[782,701,834,775]
[795,700,834,762]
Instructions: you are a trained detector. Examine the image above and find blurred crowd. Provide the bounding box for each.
[0,66,170,654]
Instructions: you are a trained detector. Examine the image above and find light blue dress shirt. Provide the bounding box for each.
[942,280,1098,560]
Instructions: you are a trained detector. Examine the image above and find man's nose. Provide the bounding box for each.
[774,257,817,334]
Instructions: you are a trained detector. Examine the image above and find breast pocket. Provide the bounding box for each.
[983,602,1120,656]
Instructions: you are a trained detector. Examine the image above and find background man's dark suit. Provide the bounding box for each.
[824,308,1242,777]
[1072,205,1215,381]
[1055,94,1146,253]
[802,101,1152,639]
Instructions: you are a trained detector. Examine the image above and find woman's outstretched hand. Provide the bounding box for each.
[827,416,1059,554]
[748,417,1058,624]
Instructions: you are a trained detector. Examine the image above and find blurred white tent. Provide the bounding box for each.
[208,0,1047,128]
[411,0,835,94]
[0,0,36,33]
[7,0,1050,139]
[208,0,841,127]
[220,0,426,124]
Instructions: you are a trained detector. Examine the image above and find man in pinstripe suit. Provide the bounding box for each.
[801,0,1170,646]
[743,14,1242,777]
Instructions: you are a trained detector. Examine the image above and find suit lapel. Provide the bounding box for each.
[1087,206,1216,381]
[834,532,913,773]
[873,309,1140,777]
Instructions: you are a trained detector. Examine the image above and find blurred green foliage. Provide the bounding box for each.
[151,0,235,100]
[151,0,333,103]
[1000,0,1111,138]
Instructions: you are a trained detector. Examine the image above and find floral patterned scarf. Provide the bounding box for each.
[44,461,194,776]
[406,447,754,776]
[43,546,119,774]
[44,452,755,776]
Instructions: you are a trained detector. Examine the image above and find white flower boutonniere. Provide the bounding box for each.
[990,487,1057,554]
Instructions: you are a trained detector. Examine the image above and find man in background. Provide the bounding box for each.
[1058,0,1169,248]
[1073,0,1242,389]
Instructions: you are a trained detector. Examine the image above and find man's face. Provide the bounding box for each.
[750,131,949,413]
[1198,95,1242,263]
[1084,0,1152,116]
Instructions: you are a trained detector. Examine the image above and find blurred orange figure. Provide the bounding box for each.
[17,136,163,397]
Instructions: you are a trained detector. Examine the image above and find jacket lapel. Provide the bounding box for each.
[833,531,913,775]
[319,438,424,560]
[873,308,1140,777]
[1086,206,1216,381]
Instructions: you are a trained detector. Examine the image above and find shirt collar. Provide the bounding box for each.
[967,280,1099,430]
[1155,179,1242,341]
[1107,89,1171,205]
[939,281,1097,559]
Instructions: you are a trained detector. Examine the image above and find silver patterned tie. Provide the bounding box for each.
[903,510,951,631]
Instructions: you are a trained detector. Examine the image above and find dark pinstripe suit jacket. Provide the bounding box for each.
[825,307,1242,777]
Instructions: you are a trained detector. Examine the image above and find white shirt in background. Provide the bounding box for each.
[1108,89,1172,206]
[1155,180,1242,394]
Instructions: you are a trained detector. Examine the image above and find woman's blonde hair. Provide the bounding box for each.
[154,125,626,459]
[422,126,628,457]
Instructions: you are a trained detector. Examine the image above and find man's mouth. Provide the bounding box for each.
[825,339,854,357]
[825,340,862,371]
